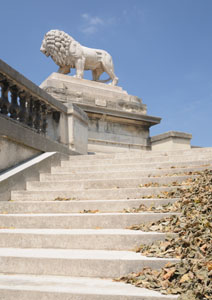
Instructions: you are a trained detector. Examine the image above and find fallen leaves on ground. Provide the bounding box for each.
[79,209,99,213]
[117,169,212,300]
[54,197,77,201]
[115,260,212,299]
[138,177,193,189]
[123,202,180,213]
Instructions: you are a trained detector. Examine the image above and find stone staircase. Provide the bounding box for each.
[0,148,212,299]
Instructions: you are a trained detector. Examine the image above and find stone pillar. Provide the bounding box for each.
[59,104,88,154]
[47,103,88,154]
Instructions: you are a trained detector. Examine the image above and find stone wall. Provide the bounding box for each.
[0,136,40,172]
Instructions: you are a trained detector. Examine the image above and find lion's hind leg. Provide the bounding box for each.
[92,69,103,82]
[103,65,118,86]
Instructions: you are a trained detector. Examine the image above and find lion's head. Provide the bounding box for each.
[40,30,75,67]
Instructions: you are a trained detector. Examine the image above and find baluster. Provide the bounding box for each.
[26,96,34,128]
[9,86,19,119]
[18,91,27,123]
[52,110,60,123]
[34,100,42,132]
[41,103,48,133]
[0,73,6,81]
[0,74,6,114]
[0,80,10,115]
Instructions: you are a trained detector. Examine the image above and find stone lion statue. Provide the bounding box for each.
[40,30,118,86]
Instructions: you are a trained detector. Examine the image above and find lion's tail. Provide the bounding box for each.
[96,77,111,83]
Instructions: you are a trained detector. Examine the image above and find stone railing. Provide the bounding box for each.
[0,59,88,163]
[0,59,64,134]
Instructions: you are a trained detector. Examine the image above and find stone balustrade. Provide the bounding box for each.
[0,59,88,160]
[0,60,62,134]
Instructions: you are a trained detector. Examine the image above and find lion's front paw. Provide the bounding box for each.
[74,75,83,79]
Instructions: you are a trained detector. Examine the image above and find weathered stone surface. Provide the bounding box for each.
[0,136,40,172]
[40,73,161,151]
[40,73,146,113]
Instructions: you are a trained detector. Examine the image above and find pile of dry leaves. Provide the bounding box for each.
[116,170,212,300]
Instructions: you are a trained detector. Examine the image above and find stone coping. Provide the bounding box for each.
[151,131,192,143]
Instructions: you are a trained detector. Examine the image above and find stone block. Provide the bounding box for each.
[151,131,192,151]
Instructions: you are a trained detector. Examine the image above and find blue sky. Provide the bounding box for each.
[1,0,212,147]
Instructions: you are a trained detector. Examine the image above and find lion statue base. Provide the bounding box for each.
[40,30,119,86]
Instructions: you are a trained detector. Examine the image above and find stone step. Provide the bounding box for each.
[64,153,212,166]
[27,175,194,191]
[0,229,167,250]
[0,212,178,229]
[11,186,178,201]
[0,199,178,213]
[0,274,178,300]
[0,248,179,278]
[69,147,212,160]
[41,165,209,181]
[51,159,212,173]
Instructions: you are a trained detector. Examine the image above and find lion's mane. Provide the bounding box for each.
[41,30,76,67]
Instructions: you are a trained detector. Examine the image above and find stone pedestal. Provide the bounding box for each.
[40,73,161,152]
